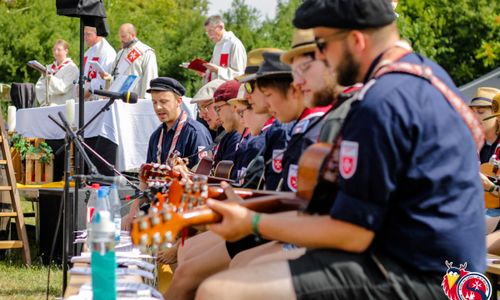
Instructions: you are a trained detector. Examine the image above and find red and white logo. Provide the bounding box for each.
[272,149,284,173]
[442,261,491,300]
[126,48,142,63]
[287,164,298,192]
[339,140,358,179]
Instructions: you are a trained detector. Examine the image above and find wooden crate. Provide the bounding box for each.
[24,152,53,185]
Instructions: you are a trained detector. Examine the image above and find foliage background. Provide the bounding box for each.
[0,0,498,99]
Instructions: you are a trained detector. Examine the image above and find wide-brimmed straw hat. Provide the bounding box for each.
[281,29,316,65]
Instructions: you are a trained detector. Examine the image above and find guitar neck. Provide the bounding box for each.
[180,194,306,228]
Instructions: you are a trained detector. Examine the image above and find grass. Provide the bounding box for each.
[0,198,63,299]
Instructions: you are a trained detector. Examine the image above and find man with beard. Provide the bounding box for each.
[195,0,484,299]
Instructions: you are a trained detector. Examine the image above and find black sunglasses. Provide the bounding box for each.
[315,30,349,53]
[244,81,256,94]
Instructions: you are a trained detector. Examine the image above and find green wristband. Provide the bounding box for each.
[252,213,262,240]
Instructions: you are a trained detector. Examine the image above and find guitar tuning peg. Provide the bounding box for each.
[138,211,146,217]
[150,207,159,214]
[139,220,149,231]
[140,234,148,246]
[153,232,161,244]
[162,212,172,221]
[153,163,160,169]
[152,216,160,226]
[164,231,174,243]
[162,242,174,249]
[151,244,159,253]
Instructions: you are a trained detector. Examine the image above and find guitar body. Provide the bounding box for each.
[214,160,234,179]
[480,163,500,209]
[297,143,332,201]
[196,157,213,176]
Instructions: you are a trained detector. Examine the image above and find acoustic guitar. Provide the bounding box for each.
[481,163,500,209]
[131,143,332,249]
[195,158,234,179]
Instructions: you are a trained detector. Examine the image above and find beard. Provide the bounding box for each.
[336,44,361,87]
[311,67,340,107]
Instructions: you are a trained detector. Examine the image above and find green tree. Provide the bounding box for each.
[397,0,500,85]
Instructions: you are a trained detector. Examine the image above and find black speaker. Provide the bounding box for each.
[56,0,109,37]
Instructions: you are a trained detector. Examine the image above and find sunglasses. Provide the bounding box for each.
[236,106,252,118]
[244,81,256,94]
[292,59,315,78]
[315,30,349,53]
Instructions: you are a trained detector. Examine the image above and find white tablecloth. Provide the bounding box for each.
[16,99,160,171]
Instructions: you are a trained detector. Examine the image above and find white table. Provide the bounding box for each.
[16,99,161,171]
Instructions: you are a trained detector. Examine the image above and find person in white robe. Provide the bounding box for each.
[35,39,79,105]
[203,15,247,83]
[83,26,117,100]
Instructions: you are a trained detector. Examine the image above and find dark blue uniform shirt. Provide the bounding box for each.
[263,119,290,190]
[230,130,252,180]
[331,53,485,273]
[282,107,329,192]
[146,113,213,169]
[213,130,241,168]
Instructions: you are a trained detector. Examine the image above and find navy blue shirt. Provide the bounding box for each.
[146,113,213,169]
[282,108,329,192]
[263,119,290,190]
[330,53,485,273]
[230,130,252,180]
[213,130,241,168]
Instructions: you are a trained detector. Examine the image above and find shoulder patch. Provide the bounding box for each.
[339,140,358,179]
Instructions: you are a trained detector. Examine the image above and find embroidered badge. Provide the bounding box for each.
[272,149,284,173]
[442,261,491,300]
[339,140,358,179]
[287,164,298,192]
[126,48,142,64]
[293,119,309,135]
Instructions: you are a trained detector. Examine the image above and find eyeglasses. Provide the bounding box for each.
[244,81,256,94]
[214,103,229,114]
[315,30,349,53]
[292,59,315,78]
[236,106,251,118]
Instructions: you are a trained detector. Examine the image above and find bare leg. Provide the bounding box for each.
[195,260,296,300]
[487,229,500,255]
[165,238,231,300]
[230,241,304,269]
[178,230,223,264]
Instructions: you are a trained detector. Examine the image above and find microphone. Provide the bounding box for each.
[91,89,138,103]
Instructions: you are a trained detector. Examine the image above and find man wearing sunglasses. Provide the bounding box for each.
[196,0,484,299]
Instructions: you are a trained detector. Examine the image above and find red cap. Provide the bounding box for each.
[214,80,241,102]
[91,183,100,189]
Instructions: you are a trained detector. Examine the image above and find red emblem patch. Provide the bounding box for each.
[339,140,358,179]
[272,149,284,173]
[126,48,142,63]
[287,164,298,192]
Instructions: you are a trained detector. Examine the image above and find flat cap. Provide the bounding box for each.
[293,0,396,30]
[147,77,186,96]
[214,80,241,103]
[190,79,225,104]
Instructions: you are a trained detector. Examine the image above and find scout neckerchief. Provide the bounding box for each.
[156,111,188,164]
[50,59,71,75]
[262,117,275,132]
[235,128,251,151]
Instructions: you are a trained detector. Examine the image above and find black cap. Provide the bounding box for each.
[293,0,396,30]
[239,51,292,83]
[146,77,186,96]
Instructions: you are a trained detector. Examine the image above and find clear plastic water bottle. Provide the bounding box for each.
[96,187,110,214]
[109,184,122,243]
[89,209,116,300]
[86,183,100,226]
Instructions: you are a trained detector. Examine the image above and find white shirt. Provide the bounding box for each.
[111,40,158,99]
[205,31,246,83]
[83,38,117,97]
[35,58,79,105]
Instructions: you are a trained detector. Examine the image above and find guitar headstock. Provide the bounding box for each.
[131,205,183,252]
[139,163,172,181]
[167,175,210,212]
[130,203,222,251]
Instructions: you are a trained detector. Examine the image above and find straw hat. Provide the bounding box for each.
[190,79,225,104]
[469,87,500,107]
[484,93,500,120]
[236,48,282,82]
[281,29,316,65]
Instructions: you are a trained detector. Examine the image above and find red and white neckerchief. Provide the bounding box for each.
[156,111,188,163]
[235,128,251,151]
[50,59,71,75]
[299,106,332,121]
[261,117,275,132]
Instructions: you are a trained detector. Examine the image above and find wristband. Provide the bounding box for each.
[252,213,262,241]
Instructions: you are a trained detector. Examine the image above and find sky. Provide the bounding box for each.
[208,0,278,20]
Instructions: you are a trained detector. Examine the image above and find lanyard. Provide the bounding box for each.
[156,111,188,163]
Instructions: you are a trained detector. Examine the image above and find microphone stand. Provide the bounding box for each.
[76,96,117,136]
